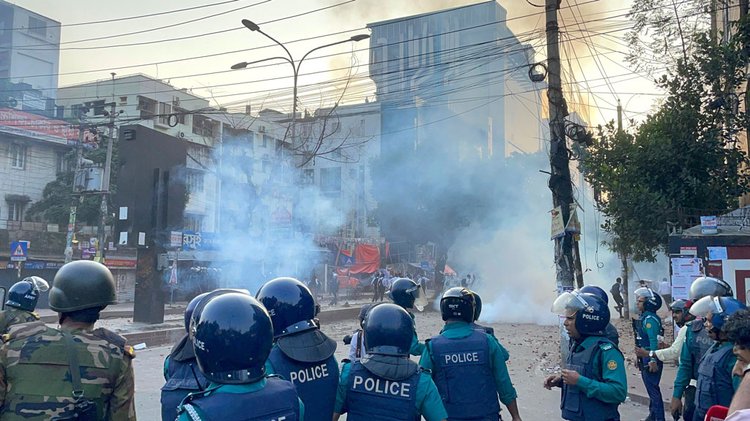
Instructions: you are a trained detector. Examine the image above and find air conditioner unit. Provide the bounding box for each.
[173,96,180,107]
[258,125,266,133]
[178,131,186,138]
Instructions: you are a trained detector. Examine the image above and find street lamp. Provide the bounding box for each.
[231,19,369,149]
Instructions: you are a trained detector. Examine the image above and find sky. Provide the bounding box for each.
[8,0,662,128]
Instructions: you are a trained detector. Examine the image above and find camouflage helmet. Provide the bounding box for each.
[49,260,117,312]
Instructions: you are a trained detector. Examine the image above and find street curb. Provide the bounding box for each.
[627,391,671,409]
[39,306,185,324]
[120,306,362,348]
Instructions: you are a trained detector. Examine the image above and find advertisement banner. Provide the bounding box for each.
[0,108,78,145]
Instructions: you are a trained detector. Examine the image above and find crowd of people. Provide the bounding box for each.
[0,261,747,420]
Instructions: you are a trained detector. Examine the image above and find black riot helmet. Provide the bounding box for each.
[440,287,475,323]
[689,276,734,301]
[470,290,483,321]
[189,289,252,339]
[363,303,414,356]
[552,290,610,337]
[634,287,663,313]
[6,276,49,311]
[184,292,210,333]
[256,277,317,338]
[388,278,427,311]
[49,261,117,312]
[580,285,609,304]
[193,292,274,384]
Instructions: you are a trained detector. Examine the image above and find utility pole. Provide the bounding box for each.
[615,100,630,319]
[64,111,86,263]
[546,0,576,293]
[95,73,117,263]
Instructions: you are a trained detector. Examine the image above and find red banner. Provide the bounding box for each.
[0,108,78,144]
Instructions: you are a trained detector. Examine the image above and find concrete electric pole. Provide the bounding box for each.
[545,0,577,293]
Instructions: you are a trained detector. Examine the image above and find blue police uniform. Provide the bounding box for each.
[265,339,339,421]
[335,358,447,421]
[408,311,426,356]
[177,376,304,421]
[672,319,713,421]
[637,311,664,421]
[693,341,739,421]
[421,322,517,421]
[561,336,627,421]
[161,335,209,421]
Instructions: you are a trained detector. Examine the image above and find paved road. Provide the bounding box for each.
[136,312,652,420]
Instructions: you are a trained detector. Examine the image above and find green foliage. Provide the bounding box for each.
[26,132,120,227]
[582,19,750,261]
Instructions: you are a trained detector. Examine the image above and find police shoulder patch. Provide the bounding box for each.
[645,323,652,329]
[607,360,618,370]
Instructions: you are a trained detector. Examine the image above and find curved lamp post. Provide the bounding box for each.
[232,19,369,148]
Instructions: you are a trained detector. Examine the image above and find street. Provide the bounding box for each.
[136,311,651,420]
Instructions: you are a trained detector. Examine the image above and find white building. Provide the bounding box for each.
[0,0,61,101]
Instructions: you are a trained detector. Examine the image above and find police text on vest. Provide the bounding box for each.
[289,363,329,383]
[353,376,411,397]
[444,352,479,364]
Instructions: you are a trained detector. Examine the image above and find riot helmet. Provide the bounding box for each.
[634,287,663,312]
[690,296,747,334]
[440,287,475,323]
[363,303,414,356]
[184,292,210,333]
[6,276,49,311]
[193,292,274,384]
[388,277,428,311]
[552,290,610,337]
[470,290,483,321]
[256,277,317,338]
[189,289,251,339]
[49,261,116,312]
[689,276,733,301]
[579,285,609,304]
[358,303,374,327]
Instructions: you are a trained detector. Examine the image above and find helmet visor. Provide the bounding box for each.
[412,285,428,312]
[31,277,49,293]
[689,295,723,318]
[551,291,588,316]
[634,287,656,299]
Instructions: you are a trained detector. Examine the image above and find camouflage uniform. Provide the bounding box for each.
[0,307,39,334]
[0,320,136,420]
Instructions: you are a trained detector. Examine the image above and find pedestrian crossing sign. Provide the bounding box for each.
[9,241,27,262]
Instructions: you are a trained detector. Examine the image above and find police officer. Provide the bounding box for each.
[688,295,747,421]
[634,286,665,421]
[0,260,136,420]
[469,290,495,336]
[421,287,522,421]
[333,303,447,421]
[546,290,627,420]
[0,276,49,334]
[669,276,733,420]
[580,285,620,346]
[347,303,375,361]
[177,291,304,420]
[256,277,339,421]
[635,299,693,380]
[389,277,428,356]
[161,292,211,421]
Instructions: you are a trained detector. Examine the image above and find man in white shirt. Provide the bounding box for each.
[635,298,691,362]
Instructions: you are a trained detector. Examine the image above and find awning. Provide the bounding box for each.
[443,265,457,276]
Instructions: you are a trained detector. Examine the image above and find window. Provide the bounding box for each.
[9,144,26,169]
[192,115,215,138]
[119,96,128,105]
[262,135,271,148]
[158,102,172,126]
[56,151,70,174]
[137,96,157,120]
[302,169,314,185]
[8,202,23,221]
[184,214,204,232]
[320,167,341,194]
[27,16,46,38]
[186,171,204,194]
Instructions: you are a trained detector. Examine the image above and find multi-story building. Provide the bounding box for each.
[0,0,60,101]
[367,1,540,162]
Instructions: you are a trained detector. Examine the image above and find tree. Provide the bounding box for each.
[625,0,709,76]
[582,17,750,262]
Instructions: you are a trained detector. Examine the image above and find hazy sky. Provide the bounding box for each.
[9,0,658,127]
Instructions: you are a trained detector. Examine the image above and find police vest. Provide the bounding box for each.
[695,342,735,417]
[345,361,420,421]
[161,355,208,421]
[429,330,501,419]
[561,338,621,421]
[636,314,660,349]
[687,320,714,381]
[267,345,339,421]
[190,376,300,421]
